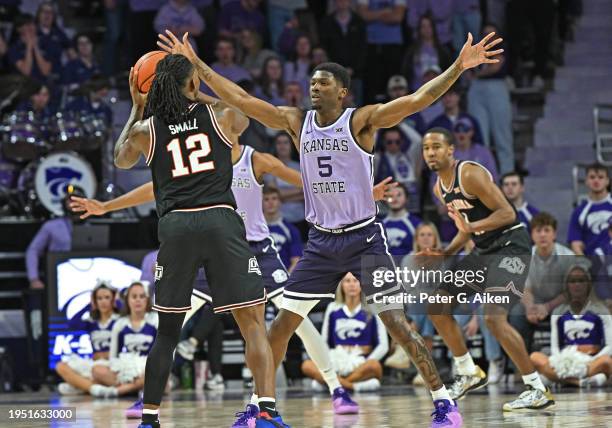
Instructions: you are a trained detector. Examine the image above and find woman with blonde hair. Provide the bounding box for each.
[301,273,388,391]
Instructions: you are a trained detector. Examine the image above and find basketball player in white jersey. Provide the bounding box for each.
[155,29,503,427]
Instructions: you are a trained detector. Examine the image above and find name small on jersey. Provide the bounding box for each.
[168,118,198,135]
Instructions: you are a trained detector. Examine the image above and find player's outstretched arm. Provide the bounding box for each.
[157,31,302,136]
[357,32,503,130]
[70,182,155,219]
[253,152,302,187]
[448,163,516,235]
[114,67,150,169]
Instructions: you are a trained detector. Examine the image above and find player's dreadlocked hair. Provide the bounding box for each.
[144,54,194,124]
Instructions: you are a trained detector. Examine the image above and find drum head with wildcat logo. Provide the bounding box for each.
[34,152,96,216]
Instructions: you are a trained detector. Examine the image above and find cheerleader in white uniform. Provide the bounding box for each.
[56,283,120,395]
[90,282,158,397]
[302,273,389,391]
[530,265,612,386]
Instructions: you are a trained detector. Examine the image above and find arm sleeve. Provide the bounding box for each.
[567,207,583,243]
[595,313,612,358]
[321,303,335,349]
[26,222,52,281]
[550,314,560,355]
[367,315,390,361]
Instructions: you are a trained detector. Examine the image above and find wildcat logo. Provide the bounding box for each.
[272,269,288,283]
[335,318,367,339]
[154,263,164,281]
[565,319,595,340]
[248,257,261,275]
[46,167,83,197]
[498,257,526,275]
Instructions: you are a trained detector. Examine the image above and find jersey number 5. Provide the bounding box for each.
[167,133,215,178]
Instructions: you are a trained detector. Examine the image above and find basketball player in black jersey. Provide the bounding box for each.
[113,54,288,428]
[421,128,555,412]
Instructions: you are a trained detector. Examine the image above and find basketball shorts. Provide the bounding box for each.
[153,207,266,314]
[437,226,531,310]
[282,221,403,317]
[193,236,289,301]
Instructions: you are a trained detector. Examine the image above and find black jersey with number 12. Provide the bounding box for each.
[145,102,236,217]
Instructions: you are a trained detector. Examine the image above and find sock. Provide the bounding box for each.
[430,385,453,402]
[258,397,278,418]
[522,372,546,392]
[250,393,259,406]
[453,352,478,376]
[294,316,341,394]
[142,408,159,423]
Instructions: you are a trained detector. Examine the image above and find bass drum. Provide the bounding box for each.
[0,111,50,162]
[17,152,97,217]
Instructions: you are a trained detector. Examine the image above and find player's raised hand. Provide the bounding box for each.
[458,31,504,70]
[373,176,399,201]
[69,196,108,219]
[157,30,198,64]
[129,67,147,107]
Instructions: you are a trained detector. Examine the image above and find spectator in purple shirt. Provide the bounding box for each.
[26,187,85,289]
[254,56,285,106]
[400,14,452,92]
[452,118,498,181]
[211,37,251,82]
[219,0,266,39]
[357,0,406,102]
[62,34,100,88]
[283,34,313,96]
[406,0,454,48]
[568,164,612,256]
[154,0,205,54]
[427,83,484,144]
[35,1,72,70]
[238,28,276,79]
[8,14,53,82]
[16,82,55,121]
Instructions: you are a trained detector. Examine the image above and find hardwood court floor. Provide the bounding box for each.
[1,384,610,428]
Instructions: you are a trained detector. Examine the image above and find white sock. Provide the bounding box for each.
[142,408,159,416]
[294,316,341,394]
[522,372,546,392]
[431,385,453,402]
[250,393,259,406]
[453,352,478,376]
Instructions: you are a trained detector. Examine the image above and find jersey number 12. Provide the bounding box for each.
[167,133,215,177]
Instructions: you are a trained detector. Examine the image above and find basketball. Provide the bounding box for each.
[134,50,168,93]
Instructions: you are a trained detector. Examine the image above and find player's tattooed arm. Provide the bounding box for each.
[379,310,444,390]
[70,182,155,219]
[452,163,516,234]
[157,31,303,137]
[354,32,503,131]
[114,67,150,169]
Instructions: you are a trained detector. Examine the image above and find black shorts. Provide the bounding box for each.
[153,207,266,314]
[438,225,531,310]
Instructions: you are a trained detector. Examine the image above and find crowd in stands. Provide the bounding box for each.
[1,0,608,394]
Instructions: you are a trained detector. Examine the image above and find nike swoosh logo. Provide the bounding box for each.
[366,234,376,243]
[262,245,270,252]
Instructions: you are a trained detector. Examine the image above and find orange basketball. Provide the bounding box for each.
[134,50,168,93]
